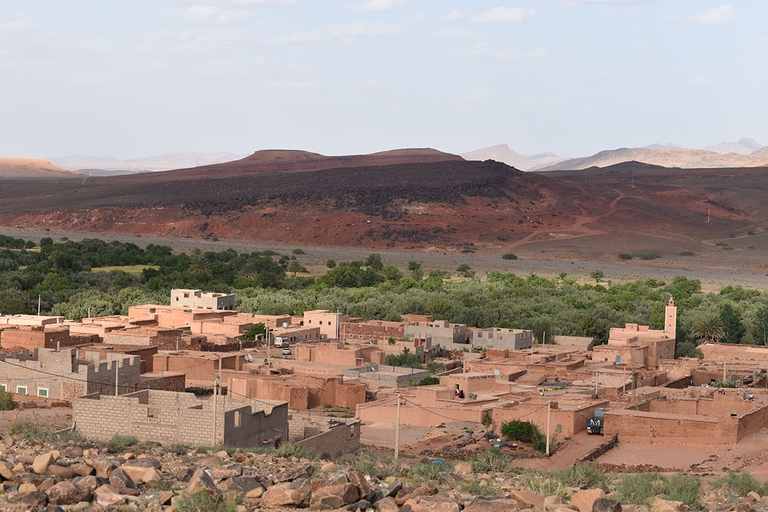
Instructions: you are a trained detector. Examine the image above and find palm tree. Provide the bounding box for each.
[188,248,210,275]
[691,311,725,345]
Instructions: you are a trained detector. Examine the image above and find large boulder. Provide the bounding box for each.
[186,468,222,497]
[32,452,55,475]
[511,489,546,510]
[570,489,608,512]
[463,497,520,512]
[396,484,439,506]
[404,494,461,512]
[347,469,372,499]
[650,498,696,512]
[46,481,92,506]
[261,477,312,508]
[121,464,163,484]
[309,482,360,510]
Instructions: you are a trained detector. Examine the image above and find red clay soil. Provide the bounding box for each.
[0,154,766,262]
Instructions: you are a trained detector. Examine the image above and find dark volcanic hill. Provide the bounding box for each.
[114,148,464,182]
[0,151,764,260]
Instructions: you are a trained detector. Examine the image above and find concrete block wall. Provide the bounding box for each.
[73,390,288,448]
[297,420,361,458]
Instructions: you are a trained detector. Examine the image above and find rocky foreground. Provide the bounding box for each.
[0,432,763,512]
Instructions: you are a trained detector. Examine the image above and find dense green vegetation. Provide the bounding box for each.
[1,236,767,356]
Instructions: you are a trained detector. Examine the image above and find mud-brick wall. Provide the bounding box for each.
[605,409,740,445]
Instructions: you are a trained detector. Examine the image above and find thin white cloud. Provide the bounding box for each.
[347,0,404,12]
[687,76,707,88]
[697,4,734,24]
[467,42,547,62]
[173,5,255,24]
[569,0,656,4]
[157,0,297,5]
[669,4,734,25]
[275,22,404,44]
[445,6,535,24]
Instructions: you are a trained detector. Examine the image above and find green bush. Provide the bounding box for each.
[468,449,519,473]
[270,441,313,459]
[500,420,539,441]
[618,253,633,260]
[426,361,446,375]
[523,474,569,498]
[502,253,518,260]
[553,464,610,491]
[712,471,766,498]
[0,391,15,411]
[338,453,405,479]
[715,242,729,247]
[409,461,451,484]
[615,472,669,506]
[411,376,440,386]
[615,472,700,509]
[665,473,702,510]
[175,490,236,512]
[481,411,493,428]
[679,251,695,256]
[636,253,661,260]
[461,480,501,497]
[292,248,305,255]
[107,434,139,453]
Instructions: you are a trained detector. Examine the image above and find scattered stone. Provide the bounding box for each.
[374,496,400,512]
[546,495,568,510]
[347,469,371,498]
[454,462,473,475]
[71,463,95,477]
[124,457,161,470]
[48,465,75,479]
[187,468,222,497]
[512,489,546,510]
[20,491,49,508]
[593,498,622,512]
[0,460,14,480]
[19,482,38,493]
[463,499,520,512]
[230,475,265,494]
[109,467,138,494]
[46,480,92,506]
[32,452,55,475]
[276,462,315,483]
[93,484,126,507]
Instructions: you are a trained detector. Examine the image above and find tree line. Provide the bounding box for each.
[0,236,766,357]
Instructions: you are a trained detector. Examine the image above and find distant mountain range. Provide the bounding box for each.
[463,138,766,171]
[459,145,566,171]
[48,152,245,175]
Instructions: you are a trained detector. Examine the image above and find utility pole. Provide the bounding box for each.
[594,370,599,396]
[723,361,727,382]
[266,326,271,365]
[545,400,551,456]
[115,360,119,396]
[212,355,222,445]
[395,392,401,460]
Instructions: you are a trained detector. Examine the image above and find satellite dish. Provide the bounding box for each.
[246,353,253,362]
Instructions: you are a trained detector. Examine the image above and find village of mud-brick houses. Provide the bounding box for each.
[1,288,768,457]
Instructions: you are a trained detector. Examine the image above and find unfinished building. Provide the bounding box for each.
[73,389,288,448]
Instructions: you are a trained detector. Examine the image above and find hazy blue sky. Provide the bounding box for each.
[1,0,765,159]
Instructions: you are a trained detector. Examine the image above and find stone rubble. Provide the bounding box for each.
[0,435,764,511]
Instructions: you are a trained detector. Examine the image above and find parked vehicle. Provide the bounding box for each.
[586,407,609,435]
[273,337,287,348]
[282,348,292,355]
